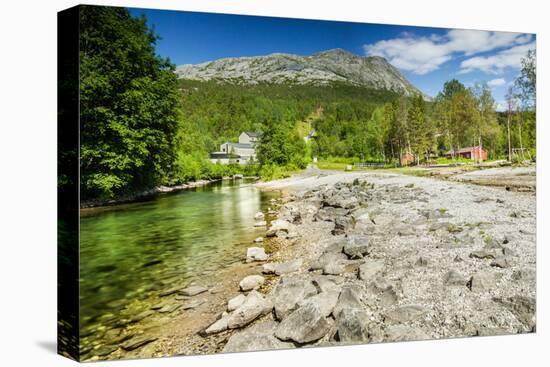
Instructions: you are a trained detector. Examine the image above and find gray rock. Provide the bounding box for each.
[335,307,370,343]
[367,277,398,307]
[246,247,269,262]
[262,263,277,274]
[254,220,267,227]
[443,270,467,287]
[223,320,295,353]
[385,325,429,342]
[315,207,348,222]
[322,262,347,275]
[158,302,182,314]
[227,290,273,329]
[470,250,498,260]
[275,303,332,344]
[358,259,385,281]
[205,315,229,334]
[332,216,354,235]
[386,305,425,323]
[493,296,536,330]
[310,251,347,271]
[343,235,369,259]
[239,275,265,291]
[469,271,496,292]
[227,294,246,312]
[266,219,290,237]
[272,276,318,320]
[180,285,208,297]
[274,258,303,275]
[299,290,340,317]
[333,286,364,317]
[254,237,264,243]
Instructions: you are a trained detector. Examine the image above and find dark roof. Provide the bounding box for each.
[223,142,254,149]
[210,152,241,159]
[243,131,260,138]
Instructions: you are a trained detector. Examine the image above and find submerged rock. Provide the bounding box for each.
[180,285,208,297]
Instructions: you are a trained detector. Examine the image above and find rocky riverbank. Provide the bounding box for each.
[200,170,536,352]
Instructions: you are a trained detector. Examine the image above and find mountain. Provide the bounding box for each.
[175,48,422,96]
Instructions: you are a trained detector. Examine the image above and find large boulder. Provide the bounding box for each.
[227,291,273,329]
[223,320,295,353]
[298,289,341,317]
[204,315,229,335]
[343,235,370,259]
[239,275,265,291]
[335,307,370,343]
[246,247,268,262]
[272,275,318,320]
[274,303,332,344]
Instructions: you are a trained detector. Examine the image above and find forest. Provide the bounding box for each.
[75,6,536,200]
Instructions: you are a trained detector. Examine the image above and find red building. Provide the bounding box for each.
[400,152,416,166]
[445,146,487,161]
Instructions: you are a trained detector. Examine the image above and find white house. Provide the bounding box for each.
[209,131,260,165]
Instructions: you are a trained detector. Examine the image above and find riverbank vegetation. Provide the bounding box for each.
[74,6,536,201]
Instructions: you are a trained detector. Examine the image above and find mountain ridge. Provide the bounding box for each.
[175,48,423,97]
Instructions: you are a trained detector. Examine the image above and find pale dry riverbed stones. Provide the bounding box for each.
[198,173,535,354]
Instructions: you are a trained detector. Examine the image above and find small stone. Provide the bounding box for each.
[443,270,467,286]
[254,220,267,227]
[254,212,265,220]
[246,247,269,262]
[415,256,428,267]
[470,250,497,260]
[180,285,208,296]
[239,275,265,291]
[254,237,264,243]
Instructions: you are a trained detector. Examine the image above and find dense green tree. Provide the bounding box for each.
[79,6,181,199]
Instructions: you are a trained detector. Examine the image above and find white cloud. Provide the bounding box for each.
[459,42,536,74]
[487,78,506,87]
[364,30,533,75]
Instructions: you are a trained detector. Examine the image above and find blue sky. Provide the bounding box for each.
[130,7,535,109]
